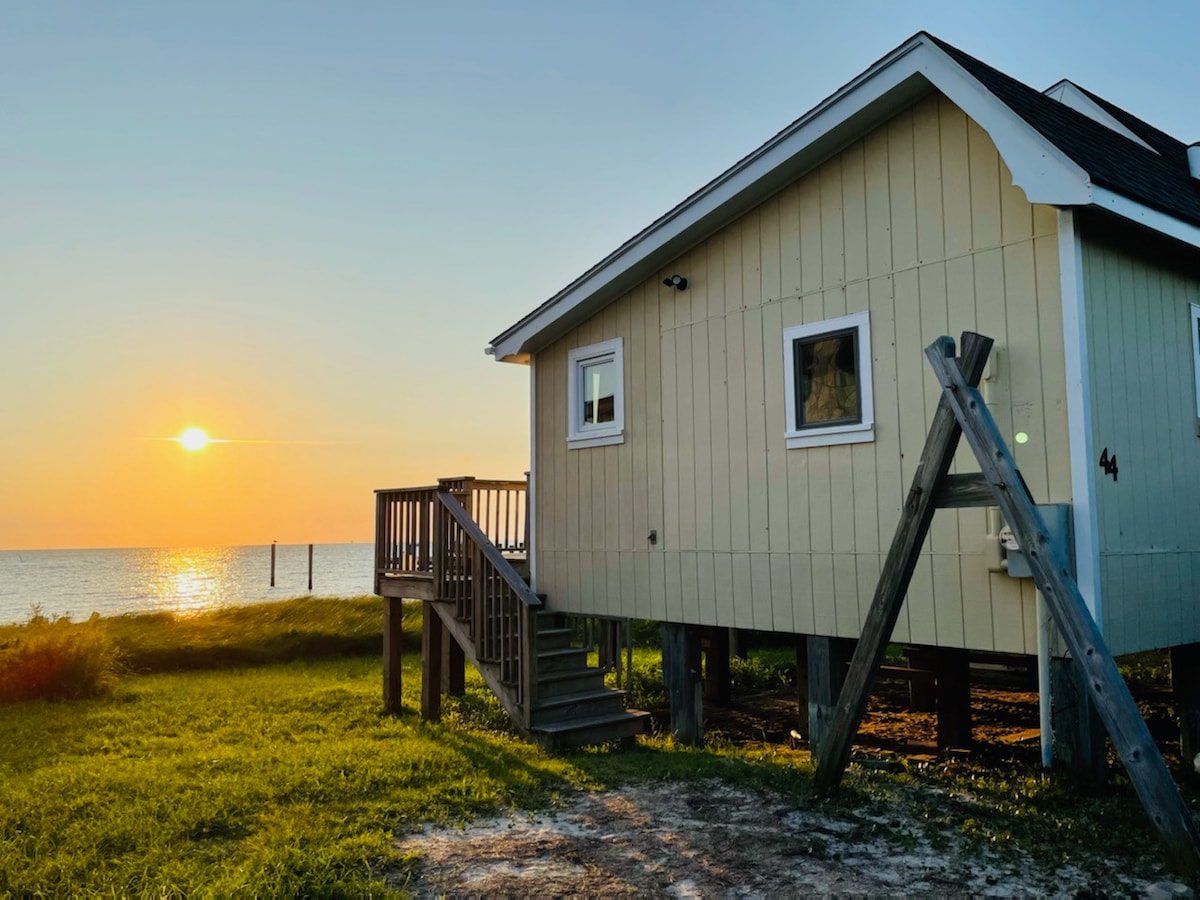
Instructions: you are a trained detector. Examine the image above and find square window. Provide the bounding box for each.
[794,328,861,427]
[783,312,874,449]
[567,338,624,449]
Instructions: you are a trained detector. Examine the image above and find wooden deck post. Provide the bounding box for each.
[662,622,703,746]
[598,619,620,670]
[421,601,444,722]
[906,647,938,712]
[935,647,972,751]
[795,636,810,738]
[1170,643,1200,778]
[1051,655,1107,782]
[442,634,465,697]
[383,596,405,715]
[703,627,732,705]
[729,627,748,660]
[807,636,854,758]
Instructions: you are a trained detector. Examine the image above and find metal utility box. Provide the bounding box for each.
[1002,503,1072,578]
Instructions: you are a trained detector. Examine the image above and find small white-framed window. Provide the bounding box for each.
[567,337,625,449]
[1190,303,1200,426]
[782,311,874,449]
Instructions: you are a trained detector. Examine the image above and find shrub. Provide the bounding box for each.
[0,614,120,703]
[730,653,796,691]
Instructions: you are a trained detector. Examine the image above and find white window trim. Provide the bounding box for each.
[567,337,625,449]
[1191,302,1200,423]
[782,311,874,450]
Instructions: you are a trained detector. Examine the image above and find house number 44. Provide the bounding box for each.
[1098,447,1119,482]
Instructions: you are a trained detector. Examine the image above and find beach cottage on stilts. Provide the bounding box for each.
[375,33,1200,777]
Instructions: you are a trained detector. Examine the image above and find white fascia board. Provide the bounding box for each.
[1057,208,1102,627]
[1090,187,1200,250]
[490,34,1091,363]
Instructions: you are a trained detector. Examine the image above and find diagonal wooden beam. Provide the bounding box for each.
[813,331,993,794]
[925,336,1200,877]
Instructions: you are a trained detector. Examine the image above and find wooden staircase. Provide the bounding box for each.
[377,479,646,749]
[527,611,647,748]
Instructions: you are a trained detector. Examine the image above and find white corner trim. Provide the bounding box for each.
[1191,303,1200,421]
[1057,208,1102,628]
[1090,187,1200,251]
[527,356,537,593]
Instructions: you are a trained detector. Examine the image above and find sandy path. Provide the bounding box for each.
[392,779,1159,896]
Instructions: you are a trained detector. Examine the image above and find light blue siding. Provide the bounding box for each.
[1081,216,1200,654]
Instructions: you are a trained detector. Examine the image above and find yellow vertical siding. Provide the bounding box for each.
[532,92,1069,654]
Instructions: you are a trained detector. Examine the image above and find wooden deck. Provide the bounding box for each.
[373,476,645,748]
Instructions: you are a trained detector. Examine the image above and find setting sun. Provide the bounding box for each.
[177,428,210,452]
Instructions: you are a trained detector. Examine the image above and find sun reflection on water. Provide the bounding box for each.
[140,547,235,615]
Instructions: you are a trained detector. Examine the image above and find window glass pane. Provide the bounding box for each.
[796,331,859,426]
[582,358,616,425]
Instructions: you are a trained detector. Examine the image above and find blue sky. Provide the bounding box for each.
[2,1,1198,547]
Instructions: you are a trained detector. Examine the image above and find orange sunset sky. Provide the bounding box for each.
[4,2,1198,550]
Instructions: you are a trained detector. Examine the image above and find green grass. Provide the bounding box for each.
[0,654,583,895]
[1,600,1196,894]
[100,595,388,673]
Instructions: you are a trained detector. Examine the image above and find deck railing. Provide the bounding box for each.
[374,476,527,586]
[374,485,437,584]
[435,490,541,717]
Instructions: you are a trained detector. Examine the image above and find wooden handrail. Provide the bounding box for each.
[437,492,541,608]
[435,490,540,721]
[374,484,438,494]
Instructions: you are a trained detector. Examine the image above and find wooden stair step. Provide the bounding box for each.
[536,627,575,650]
[536,669,606,697]
[531,709,649,749]
[531,690,627,725]
[533,688,627,710]
[537,647,589,673]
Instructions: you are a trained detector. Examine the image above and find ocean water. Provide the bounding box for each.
[0,543,375,626]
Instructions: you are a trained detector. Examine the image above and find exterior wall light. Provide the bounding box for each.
[663,275,688,291]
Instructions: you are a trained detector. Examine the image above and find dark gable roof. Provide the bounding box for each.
[926,34,1200,228]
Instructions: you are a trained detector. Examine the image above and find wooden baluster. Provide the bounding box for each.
[523,475,530,553]
[374,493,385,593]
[472,539,484,659]
[502,488,511,549]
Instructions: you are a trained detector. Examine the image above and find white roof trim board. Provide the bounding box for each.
[488,32,1198,363]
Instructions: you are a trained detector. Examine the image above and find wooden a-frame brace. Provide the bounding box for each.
[812,332,1200,877]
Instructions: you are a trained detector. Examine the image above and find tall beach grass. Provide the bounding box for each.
[0,596,391,704]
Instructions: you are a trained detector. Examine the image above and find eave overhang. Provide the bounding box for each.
[487,33,1106,363]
